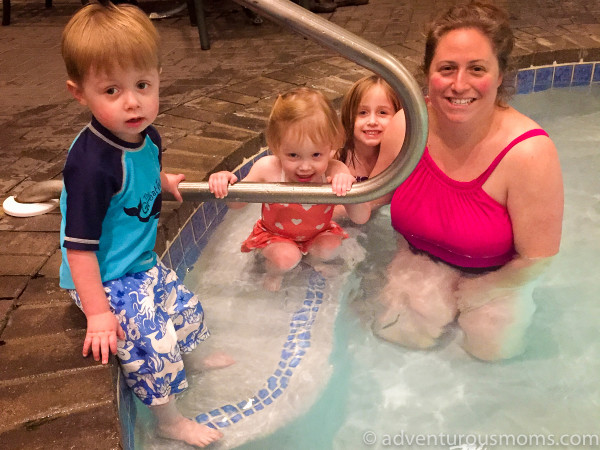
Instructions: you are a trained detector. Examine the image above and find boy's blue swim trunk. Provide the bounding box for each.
[69,261,209,406]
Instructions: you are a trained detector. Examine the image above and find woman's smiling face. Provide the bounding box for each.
[427,27,503,124]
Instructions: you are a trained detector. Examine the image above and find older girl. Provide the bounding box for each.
[337,75,401,182]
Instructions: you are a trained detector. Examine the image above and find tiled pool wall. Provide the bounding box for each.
[117,60,600,449]
[515,60,600,94]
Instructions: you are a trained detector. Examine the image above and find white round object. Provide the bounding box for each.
[2,196,59,217]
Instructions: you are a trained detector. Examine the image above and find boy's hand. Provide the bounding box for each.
[329,173,355,196]
[163,173,186,202]
[83,311,126,364]
[209,171,238,198]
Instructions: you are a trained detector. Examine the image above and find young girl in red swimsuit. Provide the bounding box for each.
[209,87,370,291]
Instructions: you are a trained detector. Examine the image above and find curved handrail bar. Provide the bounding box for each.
[16,180,63,203]
[178,0,427,204]
[16,0,426,205]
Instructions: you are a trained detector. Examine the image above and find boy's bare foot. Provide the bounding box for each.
[157,415,222,448]
[263,273,284,291]
[184,351,235,373]
[200,351,235,370]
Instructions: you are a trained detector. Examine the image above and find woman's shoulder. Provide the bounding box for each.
[494,107,560,182]
[498,106,554,151]
[502,105,545,131]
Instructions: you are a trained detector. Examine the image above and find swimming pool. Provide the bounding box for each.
[133,84,600,449]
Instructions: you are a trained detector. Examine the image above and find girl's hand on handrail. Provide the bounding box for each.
[208,171,238,199]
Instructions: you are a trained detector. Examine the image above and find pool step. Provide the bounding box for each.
[0,278,122,449]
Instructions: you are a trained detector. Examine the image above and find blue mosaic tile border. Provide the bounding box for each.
[515,61,600,94]
[195,270,327,429]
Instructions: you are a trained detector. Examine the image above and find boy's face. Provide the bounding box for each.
[67,64,160,143]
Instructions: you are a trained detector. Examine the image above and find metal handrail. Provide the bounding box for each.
[16,0,426,206]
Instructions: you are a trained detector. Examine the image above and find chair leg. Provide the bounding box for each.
[192,0,210,50]
[2,0,10,26]
[185,0,197,26]
[45,0,51,8]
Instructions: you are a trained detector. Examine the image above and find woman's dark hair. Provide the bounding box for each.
[422,1,515,104]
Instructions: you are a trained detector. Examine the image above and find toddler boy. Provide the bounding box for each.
[59,3,231,447]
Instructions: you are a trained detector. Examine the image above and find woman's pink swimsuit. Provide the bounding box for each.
[390,129,548,268]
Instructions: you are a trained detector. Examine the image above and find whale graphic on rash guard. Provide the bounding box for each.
[123,193,162,222]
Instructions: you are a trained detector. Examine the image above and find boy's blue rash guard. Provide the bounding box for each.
[59,116,163,289]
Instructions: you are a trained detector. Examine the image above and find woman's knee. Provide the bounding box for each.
[372,307,439,350]
[458,296,535,361]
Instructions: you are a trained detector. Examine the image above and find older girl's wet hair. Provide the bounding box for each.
[61,2,160,84]
[266,87,344,153]
[337,75,401,165]
[423,1,515,104]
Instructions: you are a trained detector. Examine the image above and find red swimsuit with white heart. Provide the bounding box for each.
[241,202,348,255]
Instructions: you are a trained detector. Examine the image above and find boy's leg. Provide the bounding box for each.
[157,261,234,373]
[79,265,223,447]
[182,351,234,373]
[152,395,222,447]
[261,241,302,291]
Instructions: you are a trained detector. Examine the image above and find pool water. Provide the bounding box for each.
[135,85,600,449]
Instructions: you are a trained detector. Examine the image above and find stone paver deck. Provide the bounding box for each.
[1,0,599,448]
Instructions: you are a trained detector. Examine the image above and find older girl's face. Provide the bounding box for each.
[427,27,502,124]
[352,84,397,152]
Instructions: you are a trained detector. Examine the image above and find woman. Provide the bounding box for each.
[370,1,563,361]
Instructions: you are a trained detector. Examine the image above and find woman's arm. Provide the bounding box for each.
[369,109,408,209]
[457,134,564,310]
[456,255,553,312]
[507,134,564,260]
